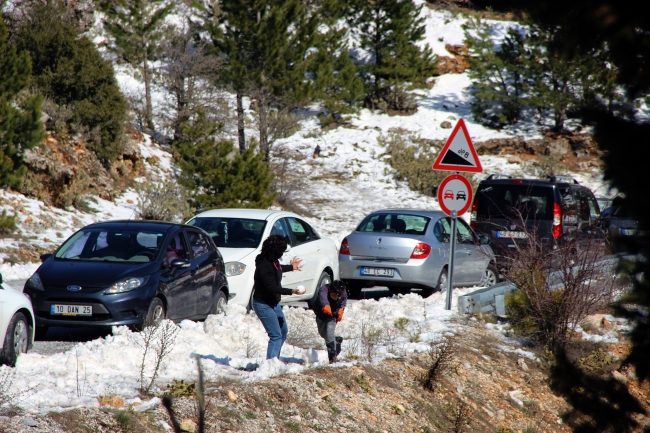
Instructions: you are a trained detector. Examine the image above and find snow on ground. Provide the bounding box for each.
[6,288,486,414]
[0,5,616,415]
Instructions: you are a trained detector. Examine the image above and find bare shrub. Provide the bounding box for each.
[419,337,457,392]
[504,233,619,352]
[448,399,471,433]
[285,309,322,350]
[124,89,148,132]
[269,146,307,208]
[163,357,206,433]
[135,179,194,223]
[529,153,567,178]
[138,320,179,395]
[360,321,386,362]
[0,369,31,414]
[240,326,263,358]
[364,86,418,114]
[40,96,75,135]
[266,109,301,155]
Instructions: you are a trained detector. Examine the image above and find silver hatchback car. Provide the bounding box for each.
[339,209,499,298]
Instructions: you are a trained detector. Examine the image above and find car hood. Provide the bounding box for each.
[218,247,257,263]
[37,259,158,287]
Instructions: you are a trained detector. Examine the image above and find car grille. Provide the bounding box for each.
[46,285,107,293]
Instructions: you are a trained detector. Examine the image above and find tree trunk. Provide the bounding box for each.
[237,93,246,154]
[143,48,154,131]
[258,93,269,161]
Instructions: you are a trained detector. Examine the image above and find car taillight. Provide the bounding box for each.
[552,202,562,239]
[340,237,350,255]
[470,198,478,230]
[410,242,431,259]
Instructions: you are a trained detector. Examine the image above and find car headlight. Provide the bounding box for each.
[26,273,44,291]
[225,262,246,277]
[104,276,149,294]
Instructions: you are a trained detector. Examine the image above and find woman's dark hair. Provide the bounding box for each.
[330,280,347,296]
[260,235,287,261]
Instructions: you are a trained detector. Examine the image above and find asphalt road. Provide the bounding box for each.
[8,278,395,356]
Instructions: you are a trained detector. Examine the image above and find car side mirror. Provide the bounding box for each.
[479,235,491,245]
[171,259,191,269]
[0,273,3,285]
[285,244,291,253]
[40,253,53,263]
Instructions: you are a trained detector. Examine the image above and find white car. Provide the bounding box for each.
[0,273,34,366]
[186,209,339,308]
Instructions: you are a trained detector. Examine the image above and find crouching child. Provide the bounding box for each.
[312,280,347,363]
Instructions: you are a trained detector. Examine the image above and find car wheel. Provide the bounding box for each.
[481,264,499,287]
[144,297,165,327]
[211,290,228,316]
[0,312,30,366]
[309,271,332,309]
[422,268,447,298]
[34,326,49,340]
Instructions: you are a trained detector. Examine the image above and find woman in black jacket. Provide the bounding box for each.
[252,235,303,360]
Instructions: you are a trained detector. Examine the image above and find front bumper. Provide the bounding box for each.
[25,284,154,328]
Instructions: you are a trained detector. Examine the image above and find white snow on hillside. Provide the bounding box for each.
[0,4,613,414]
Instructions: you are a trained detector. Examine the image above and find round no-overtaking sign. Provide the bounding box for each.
[437,174,473,216]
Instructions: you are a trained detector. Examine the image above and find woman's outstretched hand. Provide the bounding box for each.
[290,257,303,271]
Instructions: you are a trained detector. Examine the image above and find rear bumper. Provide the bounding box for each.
[338,254,441,289]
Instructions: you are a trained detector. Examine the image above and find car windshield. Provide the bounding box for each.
[477,185,553,220]
[187,217,266,248]
[356,213,430,235]
[55,228,165,263]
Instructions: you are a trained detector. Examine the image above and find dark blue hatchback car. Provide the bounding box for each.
[24,220,228,336]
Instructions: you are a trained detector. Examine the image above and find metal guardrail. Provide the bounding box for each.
[458,255,624,315]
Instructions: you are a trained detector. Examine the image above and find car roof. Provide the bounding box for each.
[370,209,447,217]
[83,220,184,231]
[191,208,298,221]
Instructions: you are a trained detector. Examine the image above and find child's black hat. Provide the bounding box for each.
[330,280,347,296]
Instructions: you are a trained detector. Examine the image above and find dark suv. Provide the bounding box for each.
[470,175,603,267]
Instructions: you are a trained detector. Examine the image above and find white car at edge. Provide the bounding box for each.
[0,273,34,366]
[186,209,339,308]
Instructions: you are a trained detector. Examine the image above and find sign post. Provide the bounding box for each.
[433,118,482,310]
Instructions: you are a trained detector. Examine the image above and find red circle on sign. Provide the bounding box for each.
[437,174,473,216]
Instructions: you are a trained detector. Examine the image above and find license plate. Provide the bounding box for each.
[360,267,394,277]
[621,229,646,236]
[51,304,92,316]
[497,231,529,239]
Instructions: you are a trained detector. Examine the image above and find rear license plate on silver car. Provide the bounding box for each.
[361,267,394,277]
[51,304,92,316]
[621,229,647,236]
[497,231,528,239]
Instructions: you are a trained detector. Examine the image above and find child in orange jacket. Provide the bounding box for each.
[312,280,347,363]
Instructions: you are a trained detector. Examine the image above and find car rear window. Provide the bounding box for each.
[356,213,430,235]
[476,184,553,220]
[55,228,166,262]
[187,217,266,248]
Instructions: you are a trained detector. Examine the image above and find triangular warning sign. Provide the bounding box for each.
[432,118,483,173]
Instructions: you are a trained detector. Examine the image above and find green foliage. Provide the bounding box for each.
[0,20,44,189]
[377,131,447,196]
[464,17,527,126]
[0,210,17,235]
[351,0,437,111]
[174,112,275,210]
[135,179,194,223]
[13,3,127,164]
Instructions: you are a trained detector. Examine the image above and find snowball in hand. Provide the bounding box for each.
[298,260,306,269]
[296,285,306,294]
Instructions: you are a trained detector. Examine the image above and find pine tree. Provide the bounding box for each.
[465,18,528,126]
[0,20,44,189]
[351,0,437,111]
[13,2,127,164]
[100,0,173,131]
[173,112,275,210]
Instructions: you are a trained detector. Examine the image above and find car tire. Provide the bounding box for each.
[308,271,332,310]
[481,264,499,287]
[144,297,165,327]
[210,290,228,316]
[0,312,30,366]
[34,326,49,340]
[422,268,448,298]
